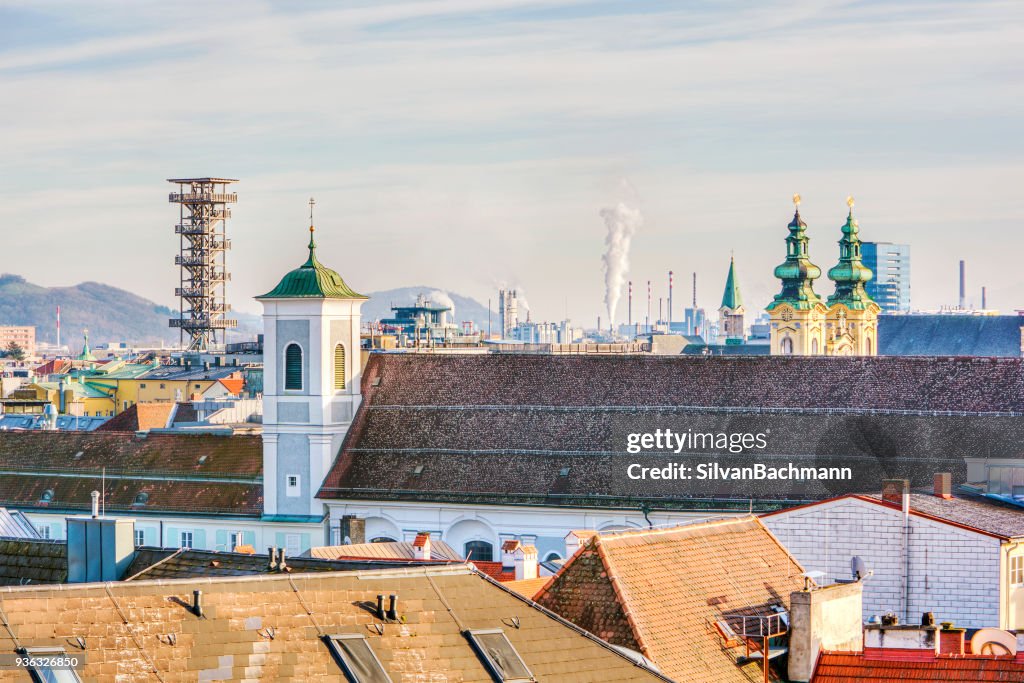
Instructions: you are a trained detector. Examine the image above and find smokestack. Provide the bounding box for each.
[692,272,697,308]
[959,260,965,309]
[647,280,652,332]
[982,286,987,310]
[628,281,632,327]
[658,297,663,326]
[56,305,61,349]
[668,271,673,327]
[600,203,643,329]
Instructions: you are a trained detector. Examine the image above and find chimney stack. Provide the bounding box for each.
[882,479,910,513]
[564,530,596,559]
[938,622,965,655]
[412,532,431,561]
[339,515,365,545]
[514,545,538,581]
[982,286,987,310]
[788,582,864,683]
[66,507,136,583]
[668,270,674,327]
[959,260,966,309]
[628,281,632,327]
[933,473,952,499]
[501,539,521,570]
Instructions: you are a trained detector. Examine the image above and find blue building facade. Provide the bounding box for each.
[862,242,911,313]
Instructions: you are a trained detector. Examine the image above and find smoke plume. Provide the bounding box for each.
[600,202,643,327]
[428,290,456,316]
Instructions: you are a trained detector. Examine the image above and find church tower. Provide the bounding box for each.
[718,256,745,342]
[766,195,827,355]
[825,197,880,355]
[256,200,367,519]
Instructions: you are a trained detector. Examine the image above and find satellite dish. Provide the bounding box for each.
[971,628,1017,656]
[852,556,869,580]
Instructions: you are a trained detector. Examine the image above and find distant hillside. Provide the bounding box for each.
[0,274,259,347]
[362,286,493,330]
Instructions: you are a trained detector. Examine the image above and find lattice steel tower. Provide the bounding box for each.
[168,177,238,351]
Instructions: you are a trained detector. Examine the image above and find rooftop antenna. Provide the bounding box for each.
[101,466,106,517]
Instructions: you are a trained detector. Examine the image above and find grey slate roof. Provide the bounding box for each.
[878,314,1023,358]
[861,491,1024,539]
[0,538,66,585]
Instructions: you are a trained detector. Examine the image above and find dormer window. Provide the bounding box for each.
[284,343,303,391]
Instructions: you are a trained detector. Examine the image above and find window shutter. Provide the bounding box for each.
[334,344,346,390]
[284,344,302,390]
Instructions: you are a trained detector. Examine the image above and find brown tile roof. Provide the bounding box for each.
[812,651,1024,682]
[306,539,463,561]
[0,431,262,516]
[95,402,175,432]
[0,565,671,682]
[319,354,1024,509]
[0,539,66,586]
[535,516,806,683]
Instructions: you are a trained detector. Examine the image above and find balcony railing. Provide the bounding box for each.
[168,193,237,204]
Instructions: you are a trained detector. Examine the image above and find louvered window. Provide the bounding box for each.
[285,343,303,390]
[334,344,346,390]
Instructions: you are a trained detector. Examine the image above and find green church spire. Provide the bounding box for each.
[720,255,743,310]
[826,196,875,309]
[766,194,823,311]
[76,329,96,362]
[258,199,367,301]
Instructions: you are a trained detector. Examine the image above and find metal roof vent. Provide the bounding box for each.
[198,455,209,465]
[73,451,84,460]
[39,489,54,504]
[133,492,149,506]
[559,467,571,477]
[412,465,424,476]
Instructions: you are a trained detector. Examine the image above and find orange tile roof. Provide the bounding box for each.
[813,651,1024,682]
[0,565,672,682]
[307,540,463,562]
[412,532,430,548]
[535,516,806,683]
[471,561,516,582]
[217,377,245,395]
[506,576,552,600]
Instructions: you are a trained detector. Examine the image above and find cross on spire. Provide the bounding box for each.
[309,197,316,233]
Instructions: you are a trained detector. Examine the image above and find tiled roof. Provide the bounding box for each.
[506,576,551,599]
[0,431,262,516]
[125,547,453,580]
[535,516,806,683]
[0,538,66,585]
[861,491,1024,540]
[0,565,670,682]
[306,539,463,561]
[471,561,516,582]
[95,402,175,432]
[319,354,1024,509]
[812,651,1024,682]
[878,314,1024,358]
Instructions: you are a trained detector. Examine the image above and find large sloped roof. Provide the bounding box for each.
[878,314,1024,357]
[534,516,805,683]
[0,565,671,682]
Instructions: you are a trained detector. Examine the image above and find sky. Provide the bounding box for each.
[0,0,1022,326]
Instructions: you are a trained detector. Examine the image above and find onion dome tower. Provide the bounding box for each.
[824,197,880,355]
[826,196,875,309]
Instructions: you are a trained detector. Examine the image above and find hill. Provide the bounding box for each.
[0,276,492,347]
[0,274,260,347]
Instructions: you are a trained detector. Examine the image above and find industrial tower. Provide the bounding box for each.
[168,177,238,351]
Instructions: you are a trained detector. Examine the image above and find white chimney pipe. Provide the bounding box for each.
[514,545,538,581]
[91,490,100,519]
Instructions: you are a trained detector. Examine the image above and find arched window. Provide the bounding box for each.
[333,344,346,390]
[866,337,873,355]
[811,337,819,354]
[780,337,794,355]
[464,540,494,561]
[284,343,303,390]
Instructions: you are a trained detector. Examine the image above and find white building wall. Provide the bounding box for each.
[324,499,735,563]
[763,498,1002,629]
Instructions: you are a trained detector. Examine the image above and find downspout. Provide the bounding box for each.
[1004,540,1020,630]
[903,492,911,623]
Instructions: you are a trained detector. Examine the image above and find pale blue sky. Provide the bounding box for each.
[1,0,1021,324]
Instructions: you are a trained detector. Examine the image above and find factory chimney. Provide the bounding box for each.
[958,260,966,310]
[646,280,652,332]
[668,270,674,328]
[628,281,633,327]
[982,286,987,310]
[692,272,697,308]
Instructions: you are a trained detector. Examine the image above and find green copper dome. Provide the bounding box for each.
[766,207,823,311]
[826,200,875,310]
[258,227,367,300]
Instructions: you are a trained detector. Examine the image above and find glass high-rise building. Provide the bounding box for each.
[861,242,910,313]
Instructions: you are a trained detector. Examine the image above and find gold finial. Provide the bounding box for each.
[846,195,855,209]
[308,197,316,233]
[792,193,801,207]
